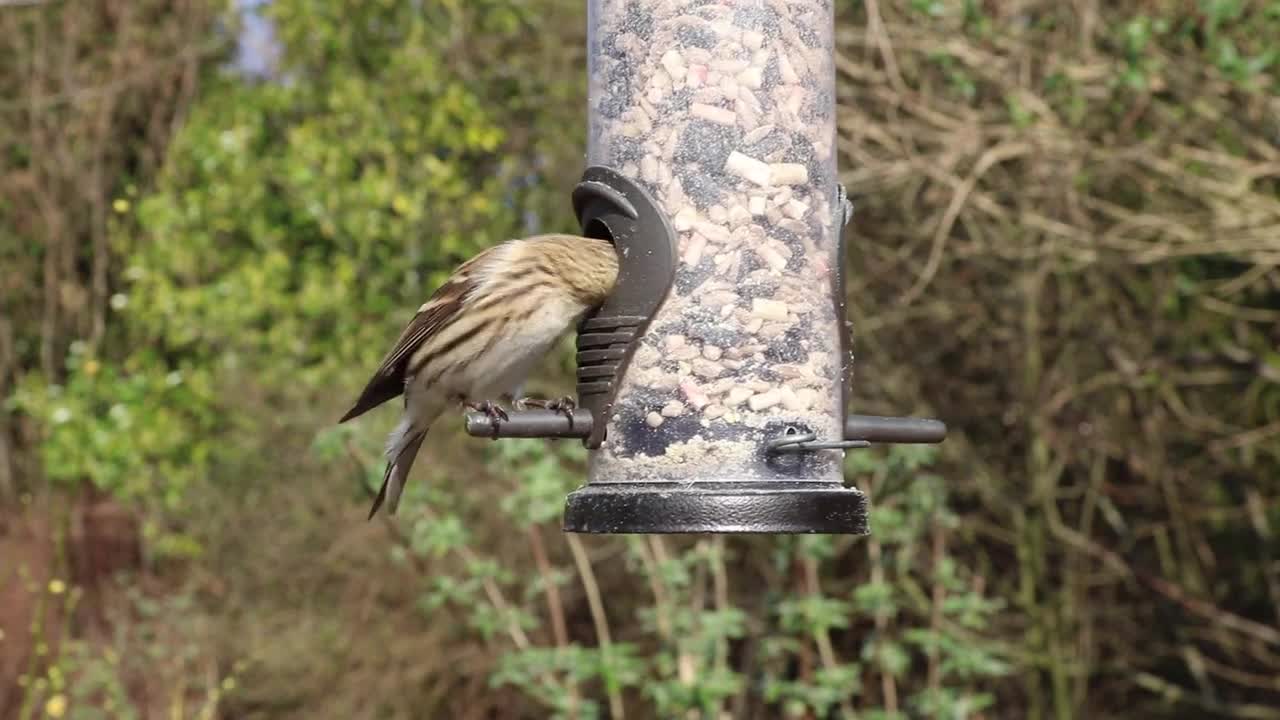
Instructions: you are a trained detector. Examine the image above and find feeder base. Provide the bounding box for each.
[562,481,868,534]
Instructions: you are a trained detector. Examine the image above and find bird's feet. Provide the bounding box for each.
[546,395,577,417]
[464,400,509,438]
[513,395,578,429]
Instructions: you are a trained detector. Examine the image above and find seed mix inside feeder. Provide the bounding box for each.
[463,0,946,533]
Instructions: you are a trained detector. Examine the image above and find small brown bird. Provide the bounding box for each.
[339,233,618,518]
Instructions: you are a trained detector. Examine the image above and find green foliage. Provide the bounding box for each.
[11,567,233,720]
[497,439,590,527]
[121,70,514,387]
[9,343,216,509]
[405,438,1008,717]
[1114,1,1280,93]
[16,0,581,515]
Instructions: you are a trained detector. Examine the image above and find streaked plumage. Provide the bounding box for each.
[339,233,618,518]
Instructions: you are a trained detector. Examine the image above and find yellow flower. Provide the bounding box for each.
[83,360,100,376]
[44,693,67,718]
[112,198,130,214]
[48,579,66,595]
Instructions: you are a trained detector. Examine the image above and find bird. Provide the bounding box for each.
[338,233,619,519]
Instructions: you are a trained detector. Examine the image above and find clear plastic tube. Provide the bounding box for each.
[586,0,842,483]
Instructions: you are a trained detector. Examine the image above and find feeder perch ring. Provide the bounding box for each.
[766,429,872,454]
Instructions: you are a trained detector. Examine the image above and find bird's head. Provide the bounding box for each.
[534,233,620,308]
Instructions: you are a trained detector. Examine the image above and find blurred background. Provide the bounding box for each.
[2,0,1278,717]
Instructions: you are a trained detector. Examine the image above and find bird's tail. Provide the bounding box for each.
[368,417,428,519]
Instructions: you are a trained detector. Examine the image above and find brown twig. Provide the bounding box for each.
[527,525,580,718]
[566,534,624,720]
[801,556,856,720]
[926,523,945,698]
[864,479,898,713]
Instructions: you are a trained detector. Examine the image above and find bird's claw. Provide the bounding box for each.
[552,396,577,432]
[513,395,578,429]
[465,400,509,438]
[547,395,577,415]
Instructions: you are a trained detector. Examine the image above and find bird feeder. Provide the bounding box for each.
[464,0,945,533]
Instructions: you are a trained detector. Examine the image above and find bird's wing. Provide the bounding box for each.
[338,247,495,423]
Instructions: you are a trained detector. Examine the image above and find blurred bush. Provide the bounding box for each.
[2,0,1278,718]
